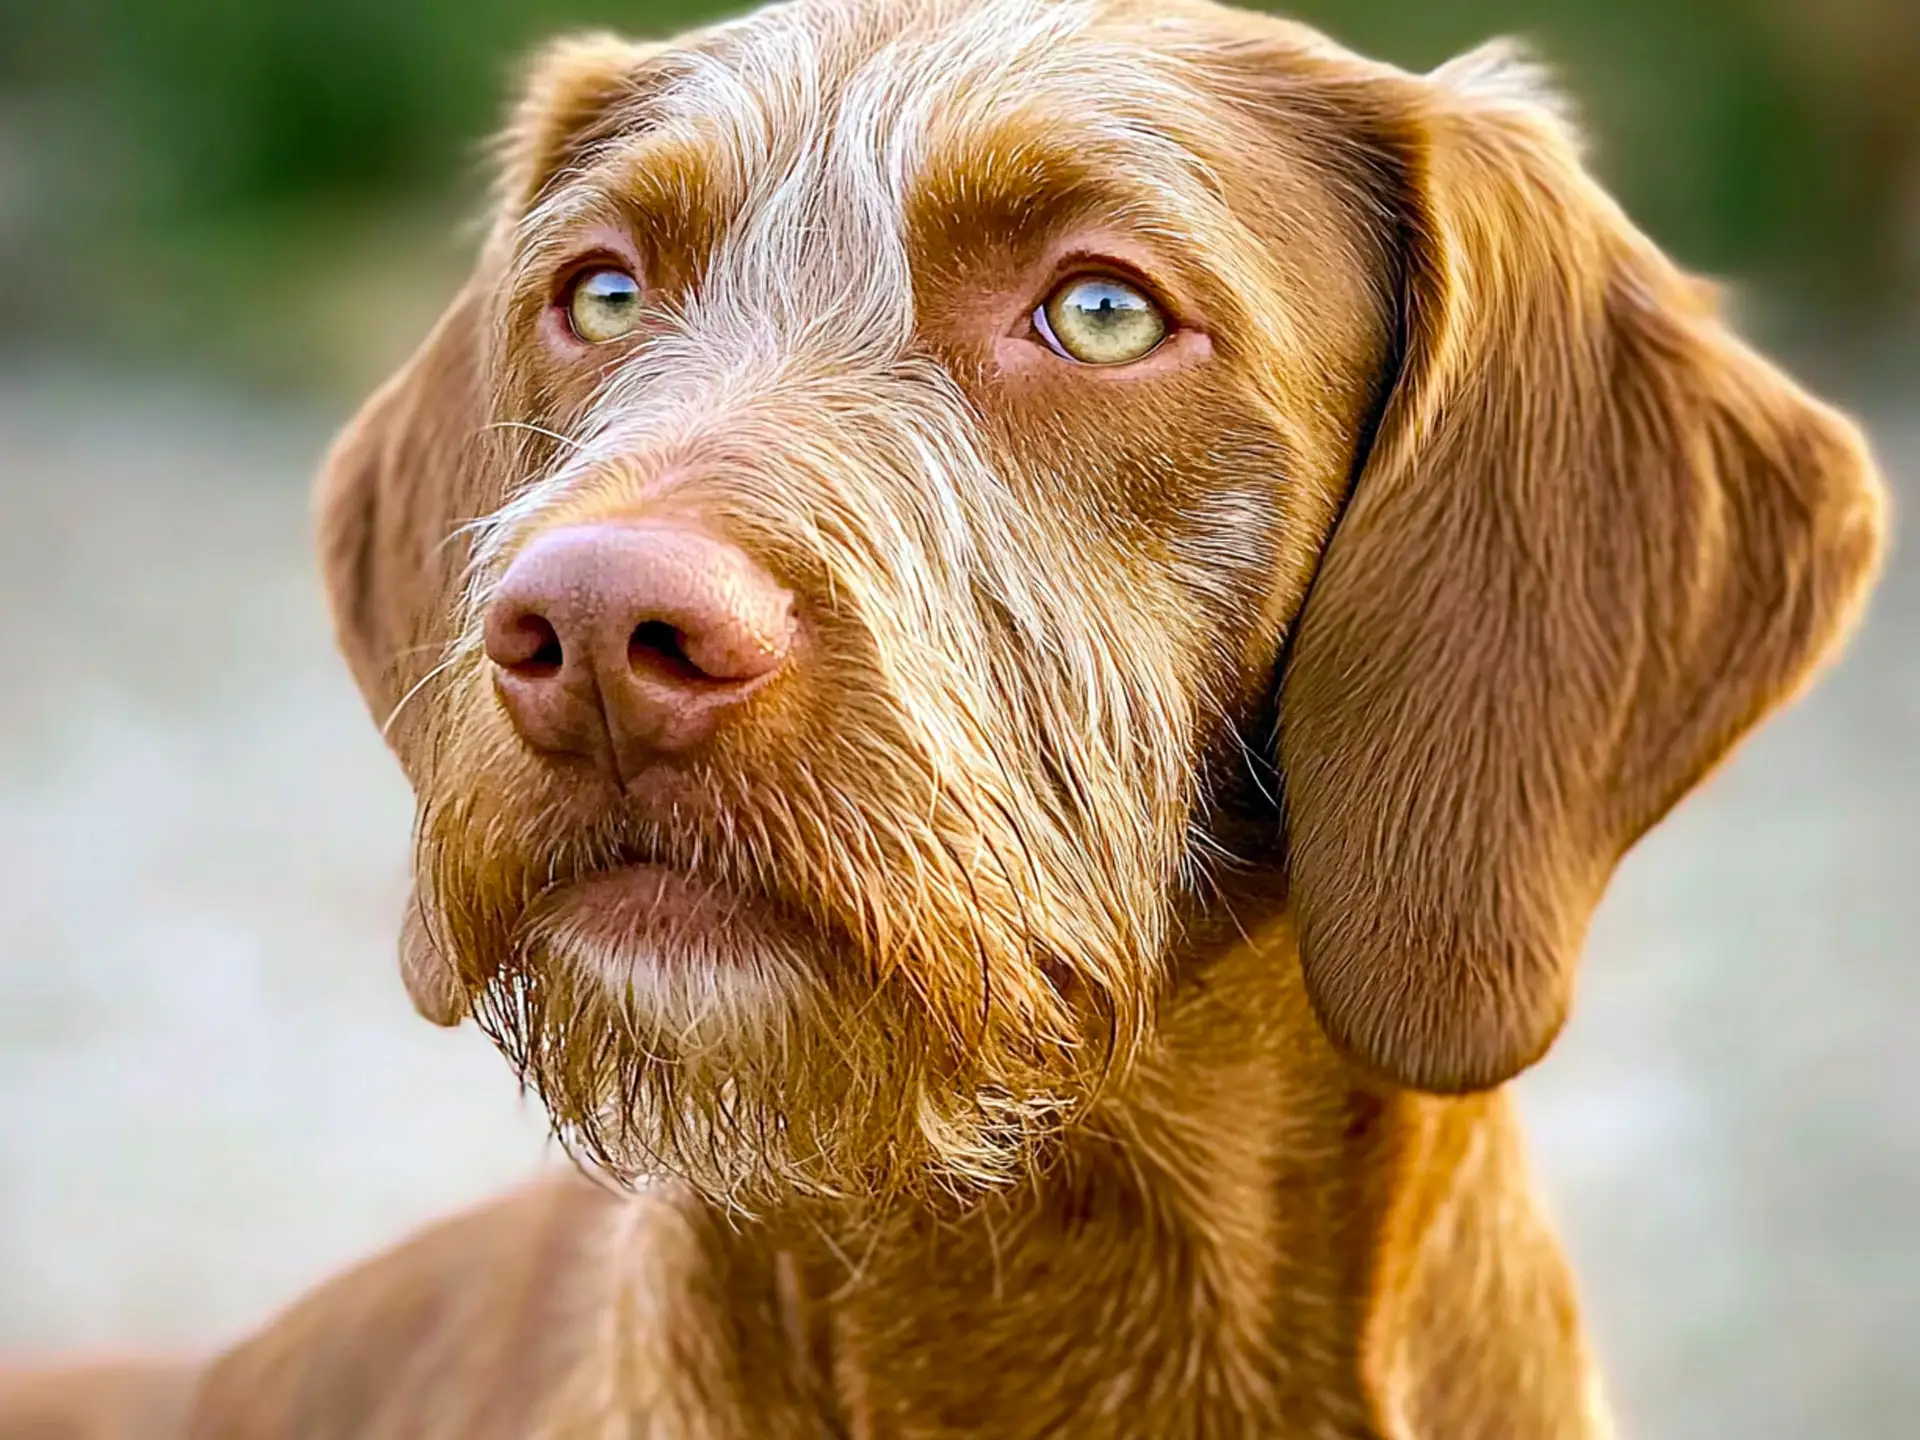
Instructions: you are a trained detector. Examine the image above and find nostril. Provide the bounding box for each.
[495,614,565,677]
[628,619,709,685]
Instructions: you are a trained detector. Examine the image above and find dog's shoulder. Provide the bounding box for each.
[184,1170,637,1440]
[0,1357,196,1440]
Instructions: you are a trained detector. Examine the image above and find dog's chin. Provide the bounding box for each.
[445,866,1074,1210]
[425,832,1103,1209]
[524,864,815,1043]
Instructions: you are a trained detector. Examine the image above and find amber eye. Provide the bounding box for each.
[565,266,644,343]
[1035,275,1168,365]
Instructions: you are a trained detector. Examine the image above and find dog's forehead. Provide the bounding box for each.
[556,0,1240,290]
[673,0,1189,134]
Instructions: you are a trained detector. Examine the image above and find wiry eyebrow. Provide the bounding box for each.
[516,129,741,254]
[908,119,1242,298]
[918,135,1184,239]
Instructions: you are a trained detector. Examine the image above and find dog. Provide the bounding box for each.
[1,0,1886,1434]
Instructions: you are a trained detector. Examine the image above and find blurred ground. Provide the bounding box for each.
[0,358,1914,1439]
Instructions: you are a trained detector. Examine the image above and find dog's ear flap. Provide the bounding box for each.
[319,331,482,1028]
[315,294,486,1027]
[496,32,664,215]
[399,885,468,1027]
[1279,46,1887,1094]
[314,282,488,746]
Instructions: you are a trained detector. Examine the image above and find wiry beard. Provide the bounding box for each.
[409,656,1166,1215]
[464,932,1085,1215]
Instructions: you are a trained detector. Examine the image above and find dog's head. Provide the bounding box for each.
[318,0,1884,1206]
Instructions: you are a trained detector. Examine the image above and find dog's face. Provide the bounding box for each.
[318,0,1883,1206]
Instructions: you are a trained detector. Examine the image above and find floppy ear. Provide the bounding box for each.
[314,282,487,739]
[1279,46,1888,1094]
[493,32,664,214]
[315,32,660,1024]
[315,282,490,1027]
[316,32,659,736]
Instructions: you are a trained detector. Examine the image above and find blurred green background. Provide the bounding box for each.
[1,0,1916,396]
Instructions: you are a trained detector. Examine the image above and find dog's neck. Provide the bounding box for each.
[810,920,1393,1436]
[614,920,1608,1438]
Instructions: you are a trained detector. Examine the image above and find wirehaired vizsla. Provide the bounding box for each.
[4,0,1885,1434]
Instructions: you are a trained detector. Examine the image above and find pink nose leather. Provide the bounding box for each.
[483,522,796,777]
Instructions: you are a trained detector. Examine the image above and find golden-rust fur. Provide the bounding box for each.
[0,1360,194,1439]
[4,0,1885,1434]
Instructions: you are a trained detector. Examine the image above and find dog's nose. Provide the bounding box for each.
[483,521,796,769]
